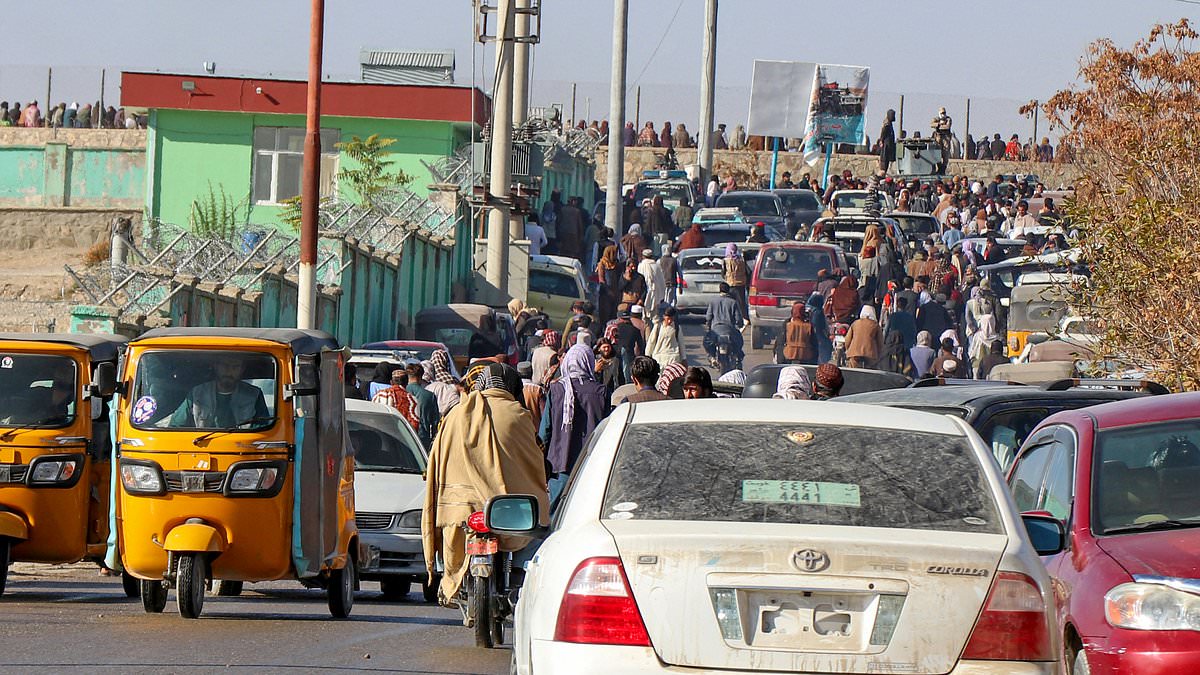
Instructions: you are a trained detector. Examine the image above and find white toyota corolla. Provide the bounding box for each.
[490,399,1063,674]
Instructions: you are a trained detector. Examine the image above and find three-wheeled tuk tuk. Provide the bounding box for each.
[0,333,125,596]
[113,328,358,619]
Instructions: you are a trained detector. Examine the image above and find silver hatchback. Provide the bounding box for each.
[676,247,728,315]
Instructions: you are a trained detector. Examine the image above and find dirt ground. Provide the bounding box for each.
[0,246,87,333]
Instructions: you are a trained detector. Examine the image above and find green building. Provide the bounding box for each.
[121,71,490,228]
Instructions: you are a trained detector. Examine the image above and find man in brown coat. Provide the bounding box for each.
[844,305,884,369]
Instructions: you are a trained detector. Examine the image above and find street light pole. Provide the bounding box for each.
[604,0,629,241]
[298,0,324,330]
[697,0,718,183]
[485,0,517,298]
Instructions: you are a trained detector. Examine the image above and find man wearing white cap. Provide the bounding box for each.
[636,248,665,325]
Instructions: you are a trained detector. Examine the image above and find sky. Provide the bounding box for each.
[1,0,1194,141]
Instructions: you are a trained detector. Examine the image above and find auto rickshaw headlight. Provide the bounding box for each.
[120,460,165,495]
[27,454,83,487]
[224,460,287,497]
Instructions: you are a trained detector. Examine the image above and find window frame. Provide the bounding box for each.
[1008,435,1055,515]
[251,126,341,206]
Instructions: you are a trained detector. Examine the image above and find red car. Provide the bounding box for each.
[1006,392,1200,674]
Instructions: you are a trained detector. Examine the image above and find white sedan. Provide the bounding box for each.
[494,399,1062,674]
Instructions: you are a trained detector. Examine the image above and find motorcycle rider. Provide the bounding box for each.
[703,282,745,368]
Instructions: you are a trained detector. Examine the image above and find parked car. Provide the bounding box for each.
[351,340,459,393]
[886,211,939,253]
[715,190,788,235]
[528,254,588,332]
[691,208,783,246]
[502,399,1061,674]
[747,241,848,348]
[839,379,1164,471]
[1005,392,1200,674]
[773,188,823,239]
[348,399,435,602]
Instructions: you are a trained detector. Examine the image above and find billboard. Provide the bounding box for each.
[747,60,870,166]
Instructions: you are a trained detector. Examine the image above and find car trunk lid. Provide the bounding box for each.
[603,520,1006,674]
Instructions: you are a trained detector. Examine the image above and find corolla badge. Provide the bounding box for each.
[793,548,831,573]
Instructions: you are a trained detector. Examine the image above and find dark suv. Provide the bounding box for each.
[838,379,1166,471]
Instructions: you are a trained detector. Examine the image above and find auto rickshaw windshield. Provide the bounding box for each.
[130,350,277,431]
[0,353,76,428]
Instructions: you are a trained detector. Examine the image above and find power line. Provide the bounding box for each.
[629,0,686,90]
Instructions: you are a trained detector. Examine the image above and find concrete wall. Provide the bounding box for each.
[0,206,140,250]
[0,128,145,208]
[596,146,1082,188]
[148,109,474,228]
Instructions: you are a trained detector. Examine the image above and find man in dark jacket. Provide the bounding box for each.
[623,356,670,403]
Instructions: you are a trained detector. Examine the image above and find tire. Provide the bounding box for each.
[327,563,355,619]
[141,579,167,613]
[751,327,764,351]
[423,576,440,604]
[1073,648,1091,675]
[176,553,207,619]
[214,580,243,597]
[121,572,140,598]
[0,537,10,598]
[490,605,506,646]
[471,574,494,648]
[380,577,411,601]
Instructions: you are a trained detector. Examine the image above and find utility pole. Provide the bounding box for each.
[634,85,641,129]
[1031,100,1039,144]
[898,94,904,136]
[45,68,52,121]
[99,69,106,122]
[964,98,971,147]
[697,0,718,182]
[297,0,324,330]
[570,83,577,127]
[485,0,517,297]
[512,0,531,126]
[604,0,629,241]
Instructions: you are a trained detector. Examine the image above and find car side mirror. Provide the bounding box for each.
[485,494,543,535]
[289,354,319,396]
[91,362,117,398]
[1022,513,1065,556]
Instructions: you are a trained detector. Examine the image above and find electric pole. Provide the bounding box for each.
[512,0,531,126]
[485,0,517,297]
[298,0,324,330]
[697,0,718,182]
[604,0,629,240]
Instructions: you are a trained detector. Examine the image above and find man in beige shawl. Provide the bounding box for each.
[421,362,549,604]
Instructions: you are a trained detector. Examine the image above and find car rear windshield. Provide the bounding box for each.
[759,248,834,281]
[719,195,782,217]
[634,183,691,205]
[890,214,936,236]
[680,253,724,272]
[603,422,1002,533]
[1094,420,1200,534]
[834,193,867,210]
[780,193,820,211]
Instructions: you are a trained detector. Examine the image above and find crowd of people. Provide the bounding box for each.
[0,99,146,129]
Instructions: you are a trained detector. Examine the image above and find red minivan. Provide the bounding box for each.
[1006,392,1200,675]
[747,241,846,349]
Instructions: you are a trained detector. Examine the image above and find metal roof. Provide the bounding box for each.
[0,333,127,361]
[133,328,339,356]
[359,50,455,69]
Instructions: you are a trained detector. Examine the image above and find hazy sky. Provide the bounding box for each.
[2,0,1193,139]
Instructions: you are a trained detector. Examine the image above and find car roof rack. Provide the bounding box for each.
[910,377,1026,388]
[1041,378,1170,395]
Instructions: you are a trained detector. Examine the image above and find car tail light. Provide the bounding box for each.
[466,511,489,533]
[554,557,651,646]
[749,294,775,307]
[961,572,1052,661]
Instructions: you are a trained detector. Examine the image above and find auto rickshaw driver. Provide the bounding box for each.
[168,357,268,429]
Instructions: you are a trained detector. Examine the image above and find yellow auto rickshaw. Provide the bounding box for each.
[114,328,358,619]
[1006,283,1070,357]
[0,333,125,596]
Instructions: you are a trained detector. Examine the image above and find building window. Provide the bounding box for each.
[252,127,340,205]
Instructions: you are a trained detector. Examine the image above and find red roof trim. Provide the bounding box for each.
[120,71,490,127]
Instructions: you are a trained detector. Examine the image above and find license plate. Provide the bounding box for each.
[700,283,722,292]
[181,472,206,493]
[465,538,499,555]
[0,465,9,483]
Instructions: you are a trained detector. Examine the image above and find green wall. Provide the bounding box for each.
[148,109,473,228]
[0,142,144,208]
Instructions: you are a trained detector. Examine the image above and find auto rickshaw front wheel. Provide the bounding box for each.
[0,537,10,597]
[121,572,140,598]
[327,563,355,618]
[140,579,167,613]
[176,553,207,619]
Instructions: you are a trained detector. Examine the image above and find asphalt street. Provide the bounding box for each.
[678,315,774,373]
[1,562,510,675]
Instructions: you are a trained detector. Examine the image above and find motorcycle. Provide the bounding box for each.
[459,511,513,648]
[715,332,743,373]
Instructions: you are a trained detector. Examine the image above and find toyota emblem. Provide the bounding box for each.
[793,549,830,573]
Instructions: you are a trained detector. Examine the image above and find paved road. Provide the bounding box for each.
[1,563,510,674]
[678,316,773,374]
